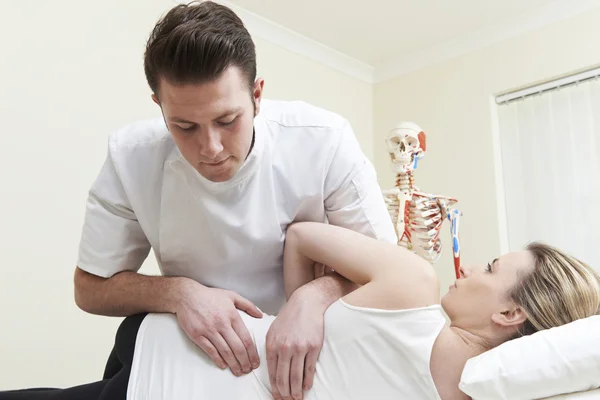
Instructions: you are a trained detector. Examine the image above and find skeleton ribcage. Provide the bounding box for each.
[409,193,444,263]
[383,189,445,264]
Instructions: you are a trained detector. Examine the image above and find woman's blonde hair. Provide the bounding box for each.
[510,242,600,337]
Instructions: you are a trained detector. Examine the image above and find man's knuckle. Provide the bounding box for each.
[231,341,244,353]
[233,345,245,357]
[291,389,302,399]
[241,336,254,348]
[290,373,301,385]
[197,338,211,350]
[266,343,277,354]
[225,291,237,301]
[189,326,205,338]
[219,346,233,359]
[293,341,308,354]
[213,318,228,331]
[207,348,219,359]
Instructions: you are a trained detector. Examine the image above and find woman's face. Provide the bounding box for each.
[441,251,535,333]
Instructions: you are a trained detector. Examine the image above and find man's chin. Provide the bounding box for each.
[205,175,232,183]
[197,171,232,182]
[196,163,238,182]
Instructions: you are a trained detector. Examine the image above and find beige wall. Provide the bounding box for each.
[255,37,374,159]
[0,0,373,389]
[374,8,600,293]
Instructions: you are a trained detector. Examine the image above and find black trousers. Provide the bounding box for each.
[0,313,148,400]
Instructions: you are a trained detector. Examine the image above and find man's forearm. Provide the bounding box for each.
[297,271,358,309]
[74,267,192,317]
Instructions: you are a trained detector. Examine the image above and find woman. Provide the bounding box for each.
[3,222,599,400]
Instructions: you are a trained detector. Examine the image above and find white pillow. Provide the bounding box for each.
[542,388,600,399]
[459,315,600,400]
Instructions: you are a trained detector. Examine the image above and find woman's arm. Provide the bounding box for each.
[284,222,440,309]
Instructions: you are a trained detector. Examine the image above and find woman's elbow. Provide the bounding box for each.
[285,222,312,245]
[385,251,440,290]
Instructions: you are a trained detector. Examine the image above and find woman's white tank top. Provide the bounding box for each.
[127,299,446,400]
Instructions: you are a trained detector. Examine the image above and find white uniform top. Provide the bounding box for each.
[77,99,397,314]
[127,300,446,400]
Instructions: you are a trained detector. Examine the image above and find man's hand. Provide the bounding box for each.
[265,287,327,400]
[175,279,263,376]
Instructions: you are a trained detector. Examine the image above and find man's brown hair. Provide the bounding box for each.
[143,1,257,96]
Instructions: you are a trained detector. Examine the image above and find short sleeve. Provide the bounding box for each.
[77,147,151,278]
[323,121,398,244]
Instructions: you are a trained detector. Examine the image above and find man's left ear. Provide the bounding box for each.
[491,305,527,328]
[253,77,264,116]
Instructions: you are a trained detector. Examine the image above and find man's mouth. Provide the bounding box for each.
[203,157,229,166]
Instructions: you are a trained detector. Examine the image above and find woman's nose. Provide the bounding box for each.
[458,265,471,279]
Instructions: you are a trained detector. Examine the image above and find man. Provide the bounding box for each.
[1,1,396,399]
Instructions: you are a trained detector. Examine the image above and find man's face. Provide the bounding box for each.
[153,66,264,182]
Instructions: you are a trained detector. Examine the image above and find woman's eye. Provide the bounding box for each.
[486,263,492,272]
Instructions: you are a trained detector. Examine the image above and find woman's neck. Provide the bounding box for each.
[449,324,510,354]
[449,326,491,355]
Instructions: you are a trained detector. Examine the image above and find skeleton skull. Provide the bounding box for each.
[385,121,427,174]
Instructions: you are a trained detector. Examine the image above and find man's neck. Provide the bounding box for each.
[245,128,255,160]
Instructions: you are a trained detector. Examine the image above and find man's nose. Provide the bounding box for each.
[198,129,223,159]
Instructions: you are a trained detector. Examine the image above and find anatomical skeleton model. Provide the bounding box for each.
[382,122,462,279]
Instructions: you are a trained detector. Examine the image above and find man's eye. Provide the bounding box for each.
[177,125,195,131]
[217,117,236,126]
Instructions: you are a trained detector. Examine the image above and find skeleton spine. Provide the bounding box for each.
[396,170,414,192]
